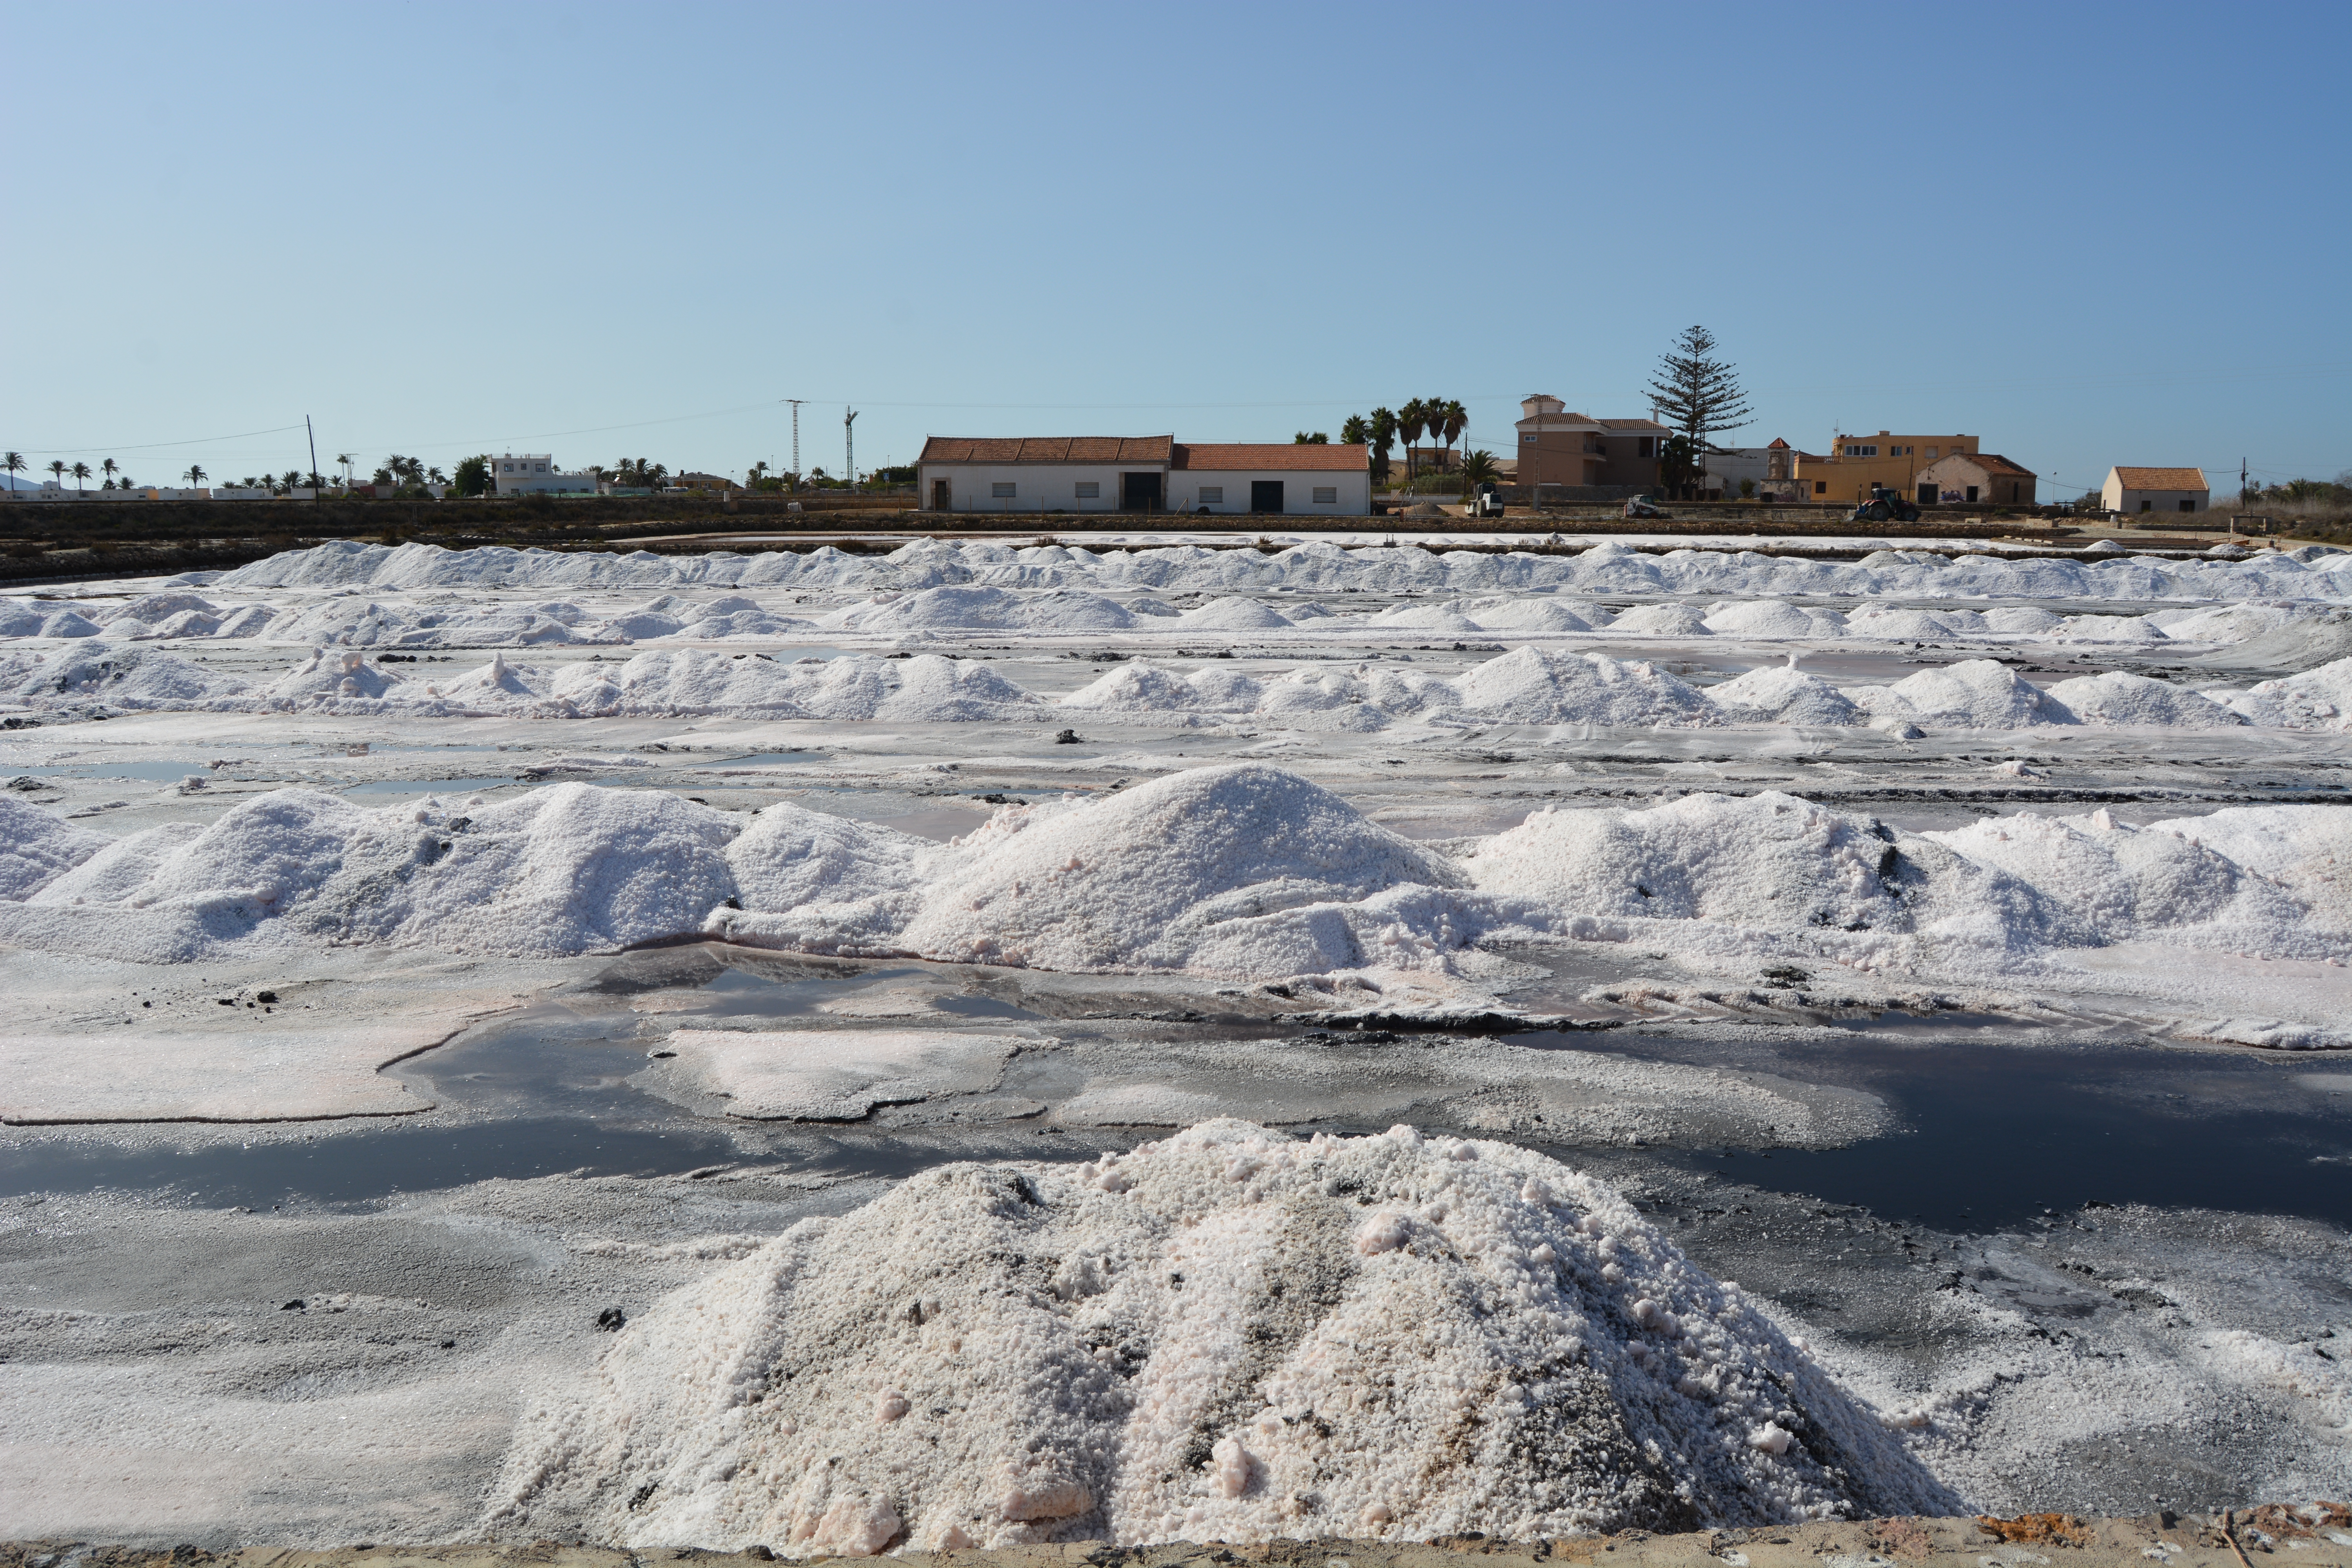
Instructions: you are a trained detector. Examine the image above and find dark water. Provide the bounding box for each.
[1542,1027,2352,1233]
[7,953,2349,1230]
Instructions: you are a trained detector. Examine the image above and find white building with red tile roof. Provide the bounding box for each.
[916,436,1368,515]
[2102,466,2209,516]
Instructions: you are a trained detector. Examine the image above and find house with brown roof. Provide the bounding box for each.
[1513,396,1668,495]
[2101,466,2209,516]
[1917,451,2038,507]
[915,436,1369,515]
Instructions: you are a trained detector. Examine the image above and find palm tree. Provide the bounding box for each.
[426,466,445,485]
[334,452,354,488]
[184,464,207,489]
[2,452,22,493]
[1368,408,1397,487]
[70,461,91,491]
[1459,450,1500,486]
[1440,401,1468,473]
[1398,399,1428,481]
[1339,414,1370,447]
[48,460,66,487]
[101,458,118,486]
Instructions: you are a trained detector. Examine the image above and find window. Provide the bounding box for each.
[1925,446,1939,459]
[2179,498,2195,512]
[1312,486,1338,504]
[2140,499,2153,512]
[1813,481,1827,495]
[1966,486,1980,503]
[1074,481,1099,499]
[1637,437,1653,457]
[1199,486,1224,504]
[991,481,1016,498]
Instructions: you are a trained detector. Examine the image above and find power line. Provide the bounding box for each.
[25,421,309,456]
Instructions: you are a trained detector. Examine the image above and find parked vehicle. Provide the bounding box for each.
[1622,495,1670,519]
[1849,484,1921,524]
[1466,483,1505,518]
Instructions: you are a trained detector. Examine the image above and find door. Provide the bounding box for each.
[1121,472,1162,512]
[1917,482,1936,505]
[1250,480,1285,514]
[931,479,952,512]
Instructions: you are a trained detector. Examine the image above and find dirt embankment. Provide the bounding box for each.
[4,1511,2341,1568]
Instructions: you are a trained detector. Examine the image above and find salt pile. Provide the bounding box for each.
[4,783,743,963]
[2219,656,2352,730]
[722,763,1484,977]
[2040,670,2247,728]
[490,1120,1954,1552]
[1921,808,2316,949]
[1849,659,2064,728]
[1703,667,1865,726]
[1057,648,1717,731]
[0,796,109,900]
[1460,791,2083,951]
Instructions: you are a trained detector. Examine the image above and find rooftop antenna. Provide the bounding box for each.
[844,407,859,488]
[785,399,804,485]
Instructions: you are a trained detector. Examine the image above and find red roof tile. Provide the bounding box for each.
[918,436,1174,464]
[1172,443,1368,472]
[2111,466,2206,490]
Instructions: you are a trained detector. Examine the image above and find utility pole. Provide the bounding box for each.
[844,407,859,488]
[305,415,322,509]
[786,399,804,486]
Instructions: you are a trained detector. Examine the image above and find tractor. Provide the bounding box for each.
[1848,484,1921,524]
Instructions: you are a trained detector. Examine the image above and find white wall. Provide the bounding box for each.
[1168,469,1370,515]
[918,464,1148,512]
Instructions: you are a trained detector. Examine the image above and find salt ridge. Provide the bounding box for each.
[8,640,2351,732]
[200,537,2352,606]
[4,769,2346,992]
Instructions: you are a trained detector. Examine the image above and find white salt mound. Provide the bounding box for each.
[489,1120,1954,1552]
[1179,596,1293,630]
[886,764,1470,975]
[0,797,108,900]
[1461,791,2083,949]
[1705,668,1865,727]
[2042,671,2247,728]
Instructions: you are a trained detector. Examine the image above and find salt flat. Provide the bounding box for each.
[4,533,2350,1548]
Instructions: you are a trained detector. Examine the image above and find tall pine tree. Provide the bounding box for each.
[1646,326,1752,454]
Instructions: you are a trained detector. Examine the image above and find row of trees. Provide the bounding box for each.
[1319,399,1470,486]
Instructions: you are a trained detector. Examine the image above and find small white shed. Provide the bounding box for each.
[2102,467,2209,516]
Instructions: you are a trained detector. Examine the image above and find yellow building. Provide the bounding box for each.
[1795,431,1980,504]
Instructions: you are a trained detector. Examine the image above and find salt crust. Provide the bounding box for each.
[2,769,2347,980]
[648,1029,1019,1120]
[487,1120,1955,1552]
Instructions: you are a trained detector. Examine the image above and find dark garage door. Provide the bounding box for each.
[1250,480,1285,513]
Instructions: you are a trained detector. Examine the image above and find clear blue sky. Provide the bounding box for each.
[4,0,2346,500]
